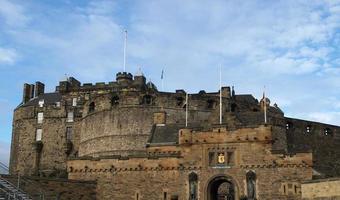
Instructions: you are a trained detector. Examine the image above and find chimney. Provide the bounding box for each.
[34,81,45,97]
[23,83,34,103]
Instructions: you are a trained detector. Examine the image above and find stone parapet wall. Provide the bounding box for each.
[301,178,340,200]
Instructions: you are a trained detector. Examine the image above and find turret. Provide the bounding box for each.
[116,72,133,86]
[57,77,81,93]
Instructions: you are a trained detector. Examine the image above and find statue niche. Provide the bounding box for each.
[189,172,198,200]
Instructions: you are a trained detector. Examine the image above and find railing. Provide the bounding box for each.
[0,162,51,200]
[0,162,9,175]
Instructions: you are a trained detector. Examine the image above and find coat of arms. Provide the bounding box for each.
[218,153,225,164]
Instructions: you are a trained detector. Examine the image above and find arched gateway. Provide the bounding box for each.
[207,176,237,200]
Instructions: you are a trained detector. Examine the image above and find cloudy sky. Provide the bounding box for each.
[0,0,340,166]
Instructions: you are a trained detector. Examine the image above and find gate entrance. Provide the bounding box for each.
[207,176,235,200]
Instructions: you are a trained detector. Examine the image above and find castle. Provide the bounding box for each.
[6,71,340,199]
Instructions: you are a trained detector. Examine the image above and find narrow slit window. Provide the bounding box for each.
[66,127,73,140]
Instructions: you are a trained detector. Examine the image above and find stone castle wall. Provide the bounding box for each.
[68,125,313,200]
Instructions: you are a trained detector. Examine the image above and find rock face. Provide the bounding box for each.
[9,71,340,199]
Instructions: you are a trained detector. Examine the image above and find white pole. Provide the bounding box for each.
[123,30,127,72]
[186,93,188,127]
[162,79,164,91]
[219,66,222,124]
[264,87,267,124]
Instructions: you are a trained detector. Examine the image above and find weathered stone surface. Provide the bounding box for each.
[8,71,340,199]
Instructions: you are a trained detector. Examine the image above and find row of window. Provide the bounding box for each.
[35,127,72,141]
[286,123,333,136]
[37,112,74,124]
[39,97,78,108]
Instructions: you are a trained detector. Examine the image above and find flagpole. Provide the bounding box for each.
[264,86,267,124]
[186,92,188,127]
[123,30,127,72]
[219,66,222,125]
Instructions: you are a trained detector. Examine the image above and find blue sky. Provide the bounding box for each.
[0,0,340,166]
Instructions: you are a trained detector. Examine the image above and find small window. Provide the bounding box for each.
[111,95,119,106]
[66,127,73,140]
[55,102,61,107]
[36,129,42,141]
[37,112,44,124]
[207,99,215,109]
[231,103,237,112]
[227,152,234,165]
[208,152,215,166]
[143,95,152,105]
[72,98,77,106]
[164,192,167,200]
[38,99,44,107]
[67,112,74,122]
[306,125,311,133]
[135,193,139,200]
[89,102,95,113]
[286,122,292,130]
[176,97,184,106]
[324,128,332,136]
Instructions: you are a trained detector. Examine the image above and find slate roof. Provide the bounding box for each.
[22,92,62,107]
[148,124,182,144]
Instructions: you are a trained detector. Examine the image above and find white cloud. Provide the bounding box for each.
[0,47,17,65]
[0,0,29,27]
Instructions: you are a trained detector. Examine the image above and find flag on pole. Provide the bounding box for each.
[161,69,164,91]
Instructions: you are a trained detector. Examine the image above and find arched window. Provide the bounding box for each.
[246,171,256,200]
[176,96,184,107]
[89,102,95,113]
[111,95,119,106]
[143,95,152,105]
[189,172,198,200]
[231,103,237,112]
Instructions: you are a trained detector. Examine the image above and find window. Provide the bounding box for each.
[227,152,234,165]
[67,112,74,122]
[36,129,42,141]
[135,192,139,200]
[37,112,43,123]
[209,152,215,166]
[306,125,311,133]
[55,102,61,107]
[246,171,256,199]
[164,192,167,200]
[189,172,198,200]
[89,102,95,113]
[176,97,184,106]
[66,127,73,140]
[111,95,119,106]
[324,128,332,136]
[231,103,237,112]
[143,95,152,105]
[72,98,77,106]
[286,122,292,130]
[38,99,44,107]
[207,99,215,109]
